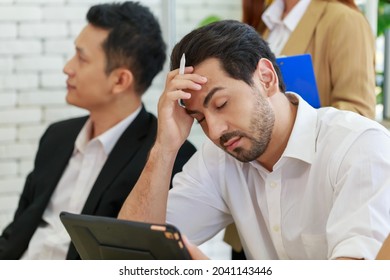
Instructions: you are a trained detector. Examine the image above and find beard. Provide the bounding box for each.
[220,91,275,162]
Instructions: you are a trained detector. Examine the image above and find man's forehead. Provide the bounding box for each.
[76,24,108,45]
[192,57,222,75]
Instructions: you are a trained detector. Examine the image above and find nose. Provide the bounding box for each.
[205,114,228,142]
[63,55,75,76]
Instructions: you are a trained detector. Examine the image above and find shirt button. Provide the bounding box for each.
[273,225,280,232]
[269,181,278,188]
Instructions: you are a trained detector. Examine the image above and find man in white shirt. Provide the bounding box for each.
[230,0,377,260]
[0,1,196,260]
[118,20,390,260]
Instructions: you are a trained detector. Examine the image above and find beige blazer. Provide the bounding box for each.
[376,234,390,260]
[224,0,377,255]
[264,0,376,119]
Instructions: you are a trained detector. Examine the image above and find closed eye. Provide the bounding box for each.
[216,101,227,110]
[196,117,205,124]
[188,112,205,124]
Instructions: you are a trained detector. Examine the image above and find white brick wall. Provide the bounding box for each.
[19,23,69,38]
[0,24,18,38]
[0,40,42,55]
[0,0,241,259]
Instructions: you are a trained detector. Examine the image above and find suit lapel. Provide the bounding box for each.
[81,106,154,214]
[281,0,326,55]
[39,117,88,199]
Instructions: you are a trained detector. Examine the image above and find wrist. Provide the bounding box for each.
[150,142,179,164]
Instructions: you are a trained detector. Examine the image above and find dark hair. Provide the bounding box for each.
[170,20,285,92]
[87,1,166,95]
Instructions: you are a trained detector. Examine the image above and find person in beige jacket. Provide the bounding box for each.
[243,0,376,118]
[226,0,377,259]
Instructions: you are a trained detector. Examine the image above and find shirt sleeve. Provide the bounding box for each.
[166,140,233,245]
[327,128,390,259]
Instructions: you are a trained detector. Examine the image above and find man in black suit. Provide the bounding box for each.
[0,1,196,259]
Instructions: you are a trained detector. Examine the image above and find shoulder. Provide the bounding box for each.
[322,1,363,17]
[318,108,385,131]
[316,108,390,147]
[45,116,88,133]
[31,116,88,160]
[40,116,88,141]
[38,116,86,142]
[306,1,374,51]
[314,108,390,177]
[319,1,370,27]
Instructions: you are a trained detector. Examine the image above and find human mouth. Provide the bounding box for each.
[66,81,76,90]
[223,136,241,152]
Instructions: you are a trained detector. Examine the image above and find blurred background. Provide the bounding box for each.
[0,0,388,259]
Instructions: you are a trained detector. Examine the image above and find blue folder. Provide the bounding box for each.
[276,54,320,108]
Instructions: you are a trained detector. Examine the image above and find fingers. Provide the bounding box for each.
[155,65,207,149]
[166,66,207,104]
[165,89,191,105]
[182,235,209,260]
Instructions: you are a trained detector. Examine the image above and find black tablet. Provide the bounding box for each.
[59,211,192,260]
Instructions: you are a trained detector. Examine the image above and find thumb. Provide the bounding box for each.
[182,235,210,260]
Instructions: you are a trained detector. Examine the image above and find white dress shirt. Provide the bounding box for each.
[262,0,311,56]
[167,94,390,259]
[21,106,141,259]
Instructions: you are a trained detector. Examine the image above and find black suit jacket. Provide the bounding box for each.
[0,106,196,259]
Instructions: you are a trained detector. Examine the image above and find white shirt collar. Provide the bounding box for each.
[262,0,312,32]
[75,105,142,155]
[279,92,317,165]
[249,92,317,171]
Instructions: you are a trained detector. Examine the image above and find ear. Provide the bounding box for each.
[256,58,279,96]
[110,68,134,95]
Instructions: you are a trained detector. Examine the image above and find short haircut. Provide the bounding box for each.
[87,1,166,95]
[170,20,285,92]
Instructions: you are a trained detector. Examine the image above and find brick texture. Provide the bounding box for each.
[0,0,240,259]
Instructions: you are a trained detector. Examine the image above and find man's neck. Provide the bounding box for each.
[256,93,298,171]
[89,98,141,139]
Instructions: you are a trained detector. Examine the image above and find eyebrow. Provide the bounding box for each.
[185,86,225,115]
[203,86,224,108]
